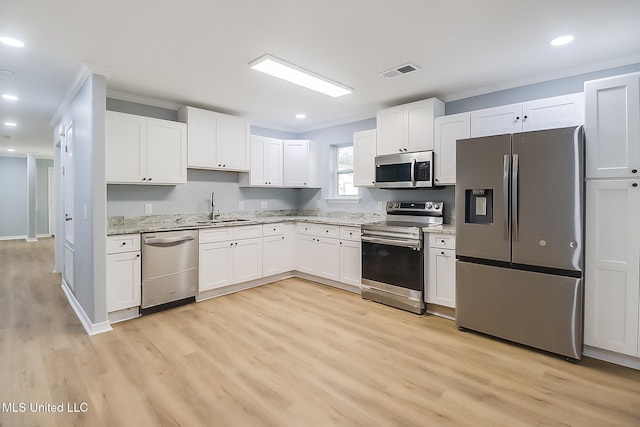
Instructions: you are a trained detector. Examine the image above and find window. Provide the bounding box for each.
[336,144,357,196]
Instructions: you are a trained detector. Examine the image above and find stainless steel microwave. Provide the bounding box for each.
[374,151,433,188]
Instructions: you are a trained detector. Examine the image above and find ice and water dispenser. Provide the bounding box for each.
[464,189,493,224]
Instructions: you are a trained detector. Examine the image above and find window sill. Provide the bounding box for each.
[325,197,361,204]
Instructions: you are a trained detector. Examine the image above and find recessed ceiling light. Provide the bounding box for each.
[4,122,17,127]
[2,94,18,101]
[6,148,15,152]
[550,35,574,46]
[0,36,25,48]
[296,113,306,119]
[250,54,352,98]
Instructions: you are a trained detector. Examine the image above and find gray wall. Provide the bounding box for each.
[37,159,54,234]
[27,155,37,240]
[0,156,28,238]
[58,74,107,324]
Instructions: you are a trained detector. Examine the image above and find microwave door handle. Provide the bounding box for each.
[503,154,510,241]
[512,154,519,241]
[410,159,416,186]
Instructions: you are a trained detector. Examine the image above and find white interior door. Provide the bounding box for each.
[48,167,55,236]
[63,124,74,245]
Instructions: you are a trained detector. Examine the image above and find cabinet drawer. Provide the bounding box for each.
[200,227,234,243]
[296,223,317,235]
[234,225,262,240]
[429,234,456,249]
[340,226,361,241]
[107,234,141,254]
[317,224,340,238]
[263,223,285,236]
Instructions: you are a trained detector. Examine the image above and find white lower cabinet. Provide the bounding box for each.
[296,223,361,286]
[262,223,295,276]
[425,233,456,308]
[199,226,263,292]
[585,179,640,357]
[106,234,141,312]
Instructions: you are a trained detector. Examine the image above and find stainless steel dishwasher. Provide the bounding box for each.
[141,229,198,310]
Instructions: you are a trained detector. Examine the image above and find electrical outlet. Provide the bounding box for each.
[316,199,321,209]
[260,200,268,209]
[239,201,245,210]
[377,202,383,211]
[144,203,152,214]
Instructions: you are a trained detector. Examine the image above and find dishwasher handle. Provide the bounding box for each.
[144,235,196,246]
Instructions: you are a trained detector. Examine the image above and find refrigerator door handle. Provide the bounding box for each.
[512,154,519,241]
[503,154,510,241]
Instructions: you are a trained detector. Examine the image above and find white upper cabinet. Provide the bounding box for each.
[470,93,584,137]
[353,129,376,187]
[376,98,445,155]
[178,106,250,172]
[283,140,319,188]
[240,135,283,187]
[434,113,470,185]
[106,111,186,185]
[585,73,640,179]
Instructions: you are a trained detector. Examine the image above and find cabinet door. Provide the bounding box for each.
[107,251,141,312]
[315,237,340,281]
[199,241,234,291]
[339,239,361,287]
[264,137,283,186]
[522,93,584,132]
[426,247,456,308]
[470,104,523,137]
[283,140,309,187]
[376,105,404,155]
[296,234,316,274]
[585,73,640,179]
[234,238,263,283]
[353,129,376,187]
[434,113,470,185]
[584,179,640,356]
[106,111,146,183]
[217,115,250,171]
[181,106,217,169]
[263,234,287,276]
[406,99,443,152]
[146,118,187,184]
[249,135,266,185]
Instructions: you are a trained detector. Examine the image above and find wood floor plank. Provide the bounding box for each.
[1,238,640,426]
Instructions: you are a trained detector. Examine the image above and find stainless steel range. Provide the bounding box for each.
[361,201,444,314]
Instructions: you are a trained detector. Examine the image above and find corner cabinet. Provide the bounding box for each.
[177,106,250,172]
[434,113,470,185]
[353,129,377,187]
[283,140,320,188]
[106,111,187,184]
[106,234,141,313]
[585,73,640,179]
[376,98,445,155]
[470,93,584,137]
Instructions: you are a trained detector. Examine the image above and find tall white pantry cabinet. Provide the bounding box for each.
[584,72,640,368]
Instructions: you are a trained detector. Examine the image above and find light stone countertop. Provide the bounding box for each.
[107,211,386,236]
[422,224,456,235]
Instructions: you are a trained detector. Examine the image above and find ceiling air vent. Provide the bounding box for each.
[380,63,420,79]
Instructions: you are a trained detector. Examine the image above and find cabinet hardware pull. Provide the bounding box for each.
[523,115,528,120]
[632,169,638,174]
[516,116,520,121]
[148,178,152,181]
[633,183,638,187]
[121,242,127,246]
[441,251,445,255]
[142,177,146,181]
[136,254,140,258]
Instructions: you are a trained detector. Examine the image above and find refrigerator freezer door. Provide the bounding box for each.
[456,261,583,359]
[456,134,511,262]
[511,126,584,271]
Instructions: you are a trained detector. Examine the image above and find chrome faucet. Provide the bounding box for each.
[210,191,220,220]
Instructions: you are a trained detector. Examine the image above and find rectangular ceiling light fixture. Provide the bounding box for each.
[250,54,352,98]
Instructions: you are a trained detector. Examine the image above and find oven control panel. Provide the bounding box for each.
[386,201,443,216]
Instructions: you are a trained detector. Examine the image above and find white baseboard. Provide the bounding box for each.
[583,345,640,370]
[0,235,27,241]
[61,280,112,336]
[37,233,52,238]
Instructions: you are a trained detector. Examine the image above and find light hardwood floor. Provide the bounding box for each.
[1,238,640,426]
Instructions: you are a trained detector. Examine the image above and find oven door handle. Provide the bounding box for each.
[361,235,422,249]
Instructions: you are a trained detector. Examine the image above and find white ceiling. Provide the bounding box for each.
[1,0,639,158]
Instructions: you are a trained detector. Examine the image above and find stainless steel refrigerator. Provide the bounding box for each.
[455,126,584,360]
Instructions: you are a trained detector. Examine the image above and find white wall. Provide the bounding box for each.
[0,156,28,238]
